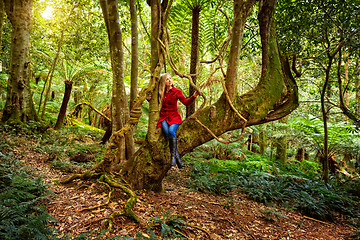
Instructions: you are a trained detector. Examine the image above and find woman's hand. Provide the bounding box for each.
[193,91,200,98]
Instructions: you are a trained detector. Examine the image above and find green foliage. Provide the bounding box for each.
[286,117,360,161]
[148,210,186,239]
[187,148,360,222]
[197,138,247,160]
[0,153,57,240]
[259,208,287,222]
[1,121,51,138]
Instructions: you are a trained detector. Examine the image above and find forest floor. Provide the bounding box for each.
[12,136,354,240]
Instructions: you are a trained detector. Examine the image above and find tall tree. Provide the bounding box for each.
[129,0,138,111]
[185,0,207,117]
[356,61,359,116]
[0,0,4,55]
[100,0,134,168]
[2,0,38,123]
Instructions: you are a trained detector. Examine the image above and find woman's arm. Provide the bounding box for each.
[177,90,198,106]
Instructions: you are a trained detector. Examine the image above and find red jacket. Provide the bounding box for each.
[157,87,196,128]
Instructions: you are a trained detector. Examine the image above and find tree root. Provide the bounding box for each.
[79,175,114,212]
[103,210,126,230]
[56,171,102,184]
[103,175,142,225]
[183,222,212,239]
[58,172,142,230]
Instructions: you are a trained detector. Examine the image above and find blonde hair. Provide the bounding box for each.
[158,73,171,103]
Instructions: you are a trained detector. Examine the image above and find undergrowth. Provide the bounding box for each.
[186,143,360,230]
[0,152,57,239]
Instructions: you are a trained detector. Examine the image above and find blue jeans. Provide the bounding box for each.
[161,120,179,139]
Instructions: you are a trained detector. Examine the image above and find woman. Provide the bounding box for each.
[149,73,199,168]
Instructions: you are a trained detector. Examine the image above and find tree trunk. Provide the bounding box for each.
[127,0,138,160]
[1,0,38,123]
[275,117,287,164]
[129,0,138,112]
[344,57,349,121]
[0,0,4,54]
[54,80,73,129]
[117,0,298,191]
[101,0,134,167]
[356,61,359,116]
[186,6,200,117]
[259,130,266,155]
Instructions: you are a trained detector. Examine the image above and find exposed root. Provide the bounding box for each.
[104,210,126,230]
[56,171,102,184]
[183,222,213,239]
[59,171,142,230]
[173,228,189,239]
[79,174,114,212]
[103,175,142,225]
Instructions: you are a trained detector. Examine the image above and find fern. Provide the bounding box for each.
[188,153,360,221]
[0,153,57,240]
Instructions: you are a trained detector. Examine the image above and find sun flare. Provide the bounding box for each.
[42,6,53,20]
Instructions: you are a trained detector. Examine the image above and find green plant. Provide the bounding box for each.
[187,155,360,222]
[259,208,287,222]
[148,210,186,239]
[0,153,57,240]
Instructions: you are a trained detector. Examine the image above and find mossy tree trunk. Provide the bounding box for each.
[2,0,38,123]
[100,0,134,167]
[100,0,299,192]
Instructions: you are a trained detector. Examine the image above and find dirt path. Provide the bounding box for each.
[20,143,351,239]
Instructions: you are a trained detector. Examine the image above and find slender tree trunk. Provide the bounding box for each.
[2,0,38,123]
[259,130,266,155]
[0,0,4,55]
[344,57,349,121]
[129,0,138,111]
[127,0,138,159]
[101,0,134,168]
[186,6,200,117]
[275,117,287,164]
[321,55,334,185]
[356,61,359,116]
[54,80,73,129]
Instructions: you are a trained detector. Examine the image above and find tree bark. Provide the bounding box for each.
[275,118,287,165]
[2,0,38,123]
[129,0,138,112]
[0,0,4,55]
[54,80,73,129]
[186,6,200,117]
[356,61,359,116]
[101,0,134,167]
[259,130,266,155]
[118,0,298,191]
